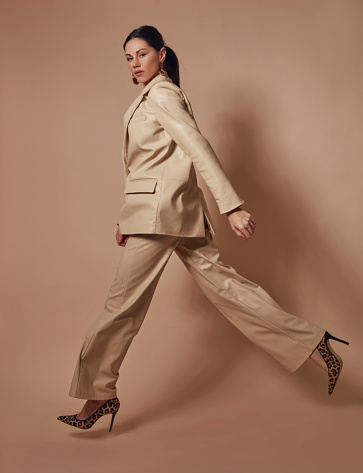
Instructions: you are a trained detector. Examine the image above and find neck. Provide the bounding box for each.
[142,72,161,88]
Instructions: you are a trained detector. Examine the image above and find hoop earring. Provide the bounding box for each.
[131,74,139,85]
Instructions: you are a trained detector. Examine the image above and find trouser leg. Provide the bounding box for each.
[69,233,180,400]
[174,229,325,372]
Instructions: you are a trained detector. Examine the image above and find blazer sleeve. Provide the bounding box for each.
[147,82,245,214]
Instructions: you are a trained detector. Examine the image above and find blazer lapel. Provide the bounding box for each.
[122,74,173,167]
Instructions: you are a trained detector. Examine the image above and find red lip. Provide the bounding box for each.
[134,71,143,75]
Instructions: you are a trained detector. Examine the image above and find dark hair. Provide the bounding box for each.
[123,25,180,87]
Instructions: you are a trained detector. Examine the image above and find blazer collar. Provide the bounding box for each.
[122,73,173,163]
[141,72,173,95]
[124,73,173,123]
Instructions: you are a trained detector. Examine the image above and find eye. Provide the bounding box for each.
[139,53,146,57]
[126,57,132,61]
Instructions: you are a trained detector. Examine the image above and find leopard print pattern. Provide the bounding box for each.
[57,397,120,430]
[316,335,341,395]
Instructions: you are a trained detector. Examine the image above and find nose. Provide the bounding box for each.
[133,58,140,68]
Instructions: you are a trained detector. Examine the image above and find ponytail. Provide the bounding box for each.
[163,46,180,87]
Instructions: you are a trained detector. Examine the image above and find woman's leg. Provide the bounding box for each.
[68,233,181,402]
[174,229,325,372]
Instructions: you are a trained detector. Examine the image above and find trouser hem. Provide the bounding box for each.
[68,389,117,400]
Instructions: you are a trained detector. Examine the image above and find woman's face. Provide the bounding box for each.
[125,38,166,87]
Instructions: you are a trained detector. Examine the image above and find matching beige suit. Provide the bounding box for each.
[68,73,325,400]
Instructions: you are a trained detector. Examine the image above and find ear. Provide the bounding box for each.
[159,46,166,63]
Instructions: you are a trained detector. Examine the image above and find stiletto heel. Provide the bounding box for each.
[57,397,120,431]
[109,410,117,432]
[325,331,349,345]
[316,331,349,395]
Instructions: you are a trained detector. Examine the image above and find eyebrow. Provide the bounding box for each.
[125,48,148,57]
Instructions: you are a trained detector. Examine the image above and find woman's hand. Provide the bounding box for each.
[226,208,256,240]
[115,226,130,247]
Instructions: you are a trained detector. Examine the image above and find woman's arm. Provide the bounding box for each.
[147,82,245,215]
[148,82,255,238]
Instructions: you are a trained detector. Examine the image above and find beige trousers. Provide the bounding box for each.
[68,227,325,400]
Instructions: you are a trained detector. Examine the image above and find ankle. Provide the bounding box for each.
[310,348,328,373]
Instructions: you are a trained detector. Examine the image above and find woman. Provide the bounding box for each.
[57,26,349,432]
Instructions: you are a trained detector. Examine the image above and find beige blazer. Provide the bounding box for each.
[117,73,245,237]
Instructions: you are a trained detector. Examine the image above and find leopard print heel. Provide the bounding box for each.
[57,397,120,432]
[316,331,349,395]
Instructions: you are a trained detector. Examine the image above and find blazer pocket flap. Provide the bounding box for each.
[124,178,158,194]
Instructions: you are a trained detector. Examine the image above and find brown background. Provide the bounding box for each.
[1,0,362,472]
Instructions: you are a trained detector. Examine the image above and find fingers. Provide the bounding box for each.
[246,225,254,236]
[120,234,130,247]
[115,228,130,247]
[115,231,120,245]
[239,228,251,240]
[230,210,256,240]
[242,211,256,237]
[242,225,254,239]
[234,227,245,239]
[244,213,255,232]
